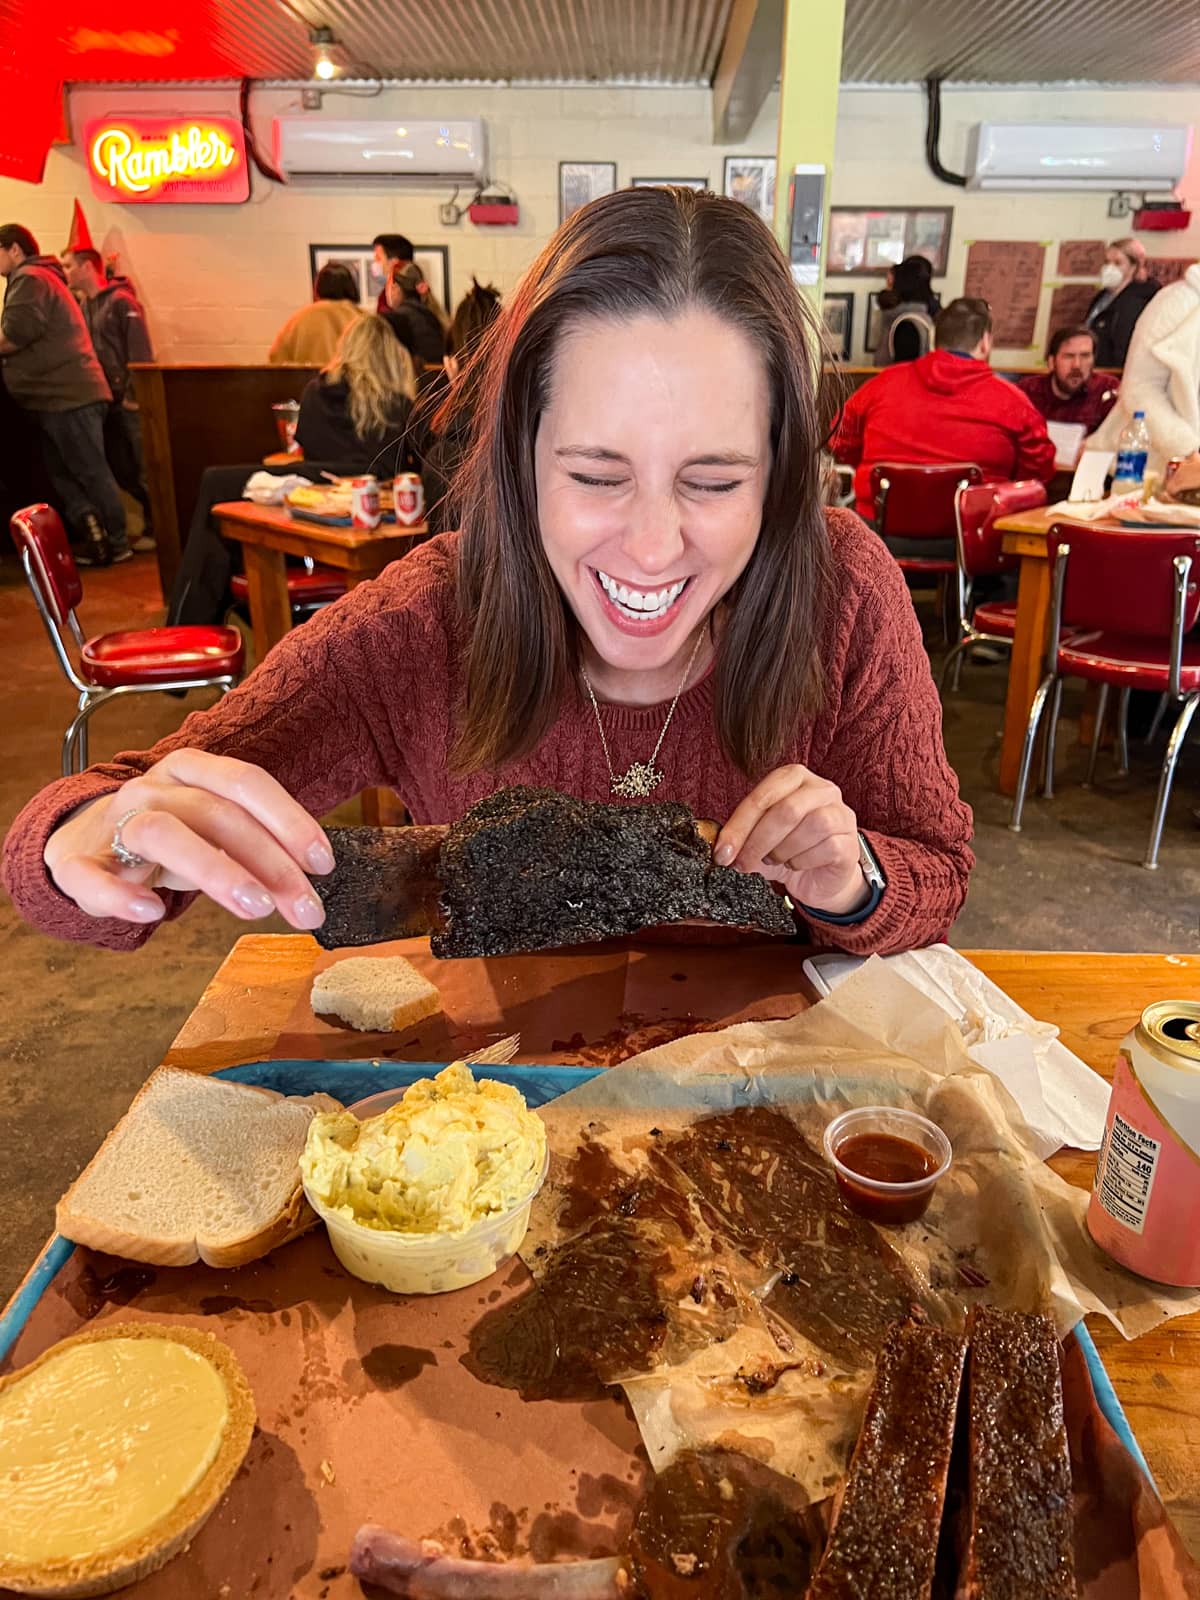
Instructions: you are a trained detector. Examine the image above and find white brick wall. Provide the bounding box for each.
[1,80,1197,363]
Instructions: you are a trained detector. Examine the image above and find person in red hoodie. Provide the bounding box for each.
[834,297,1056,542]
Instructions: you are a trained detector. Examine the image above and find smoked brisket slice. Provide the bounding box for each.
[434,787,795,958]
[664,1107,928,1368]
[807,1320,967,1600]
[956,1306,1075,1600]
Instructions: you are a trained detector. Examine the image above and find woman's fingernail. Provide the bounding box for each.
[714,843,735,866]
[306,840,335,874]
[128,896,164,921]
[293,893,325,929]
[232,884,275,918]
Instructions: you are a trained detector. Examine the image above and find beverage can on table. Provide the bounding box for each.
[271,400,301,451]
[394,471,425,527]
[351,475,382,530]
[1088,1000,1200,1287]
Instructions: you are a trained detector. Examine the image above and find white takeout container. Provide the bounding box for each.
[302,1147,549,1296]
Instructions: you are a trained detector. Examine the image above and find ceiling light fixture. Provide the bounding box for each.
[309,25,338,81]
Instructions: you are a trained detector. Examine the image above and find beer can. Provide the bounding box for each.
[351,475,381,530]
[394,471,425,528]
[1087,1000,1200,1286]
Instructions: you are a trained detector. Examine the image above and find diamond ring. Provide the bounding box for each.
[110,808,148,869]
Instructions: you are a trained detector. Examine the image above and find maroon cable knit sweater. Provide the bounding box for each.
[2,511,974,956]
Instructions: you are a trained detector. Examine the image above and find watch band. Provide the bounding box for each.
[798,832,886,927]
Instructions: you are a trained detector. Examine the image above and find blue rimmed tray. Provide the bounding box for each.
[286,506,398,527]
[0,1057,1151,1485]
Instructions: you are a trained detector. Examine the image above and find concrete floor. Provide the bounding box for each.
[1,555,1197,1306]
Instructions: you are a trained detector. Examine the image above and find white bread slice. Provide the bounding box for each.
[311,955,441,1033]
[0,1321,255,1598]
[55,1068,341,1269]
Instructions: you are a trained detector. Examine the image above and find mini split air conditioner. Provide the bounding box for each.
[273,117,487,181]
[965,123,1192,191]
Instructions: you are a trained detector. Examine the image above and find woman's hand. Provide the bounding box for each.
[43,749,334,930]
[714,765,870,918]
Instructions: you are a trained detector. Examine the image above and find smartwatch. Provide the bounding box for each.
[799,832,885,926]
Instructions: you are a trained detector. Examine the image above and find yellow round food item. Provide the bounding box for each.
[302,1062,547,1234]
[0,1337,229,1565]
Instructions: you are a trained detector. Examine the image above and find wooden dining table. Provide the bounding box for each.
[159,937,1200,1557]
[211,500,428,661]
[2,937,1198,1578]
[994,502,1128,795]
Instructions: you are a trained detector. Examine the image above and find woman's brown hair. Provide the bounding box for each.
[454,184,833,778]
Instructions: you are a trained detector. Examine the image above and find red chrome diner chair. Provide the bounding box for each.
[228,561,347,619]
[1009,524,1200,869]
[941,479,1049,692]
[11,504,244,776]
[871,461,984,564]
[871,462,983,637]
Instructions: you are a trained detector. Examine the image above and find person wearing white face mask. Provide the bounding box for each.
[1085,237,1159,368]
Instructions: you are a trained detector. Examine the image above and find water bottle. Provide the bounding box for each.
[1112,411,1150,495]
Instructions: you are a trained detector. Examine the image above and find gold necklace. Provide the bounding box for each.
[580,629,706,798]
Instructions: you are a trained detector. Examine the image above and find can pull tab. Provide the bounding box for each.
[1188,1022,1200,1046]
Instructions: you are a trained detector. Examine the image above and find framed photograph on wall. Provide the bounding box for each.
[308,244,451,312]
[827,207,953,277]
[822,292,854,362]
[560,161,618,223]
[631,177,708,191]
[723,155,776,225]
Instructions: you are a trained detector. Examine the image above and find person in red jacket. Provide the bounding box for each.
[834,297,1056,535]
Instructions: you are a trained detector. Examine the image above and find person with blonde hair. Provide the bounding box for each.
[1085,237,1159,368]
[294,313,416,468]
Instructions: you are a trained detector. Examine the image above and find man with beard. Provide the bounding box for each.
[1018,326,1119,433]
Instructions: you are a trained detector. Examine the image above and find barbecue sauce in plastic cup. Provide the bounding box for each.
[823,1106,952,1225]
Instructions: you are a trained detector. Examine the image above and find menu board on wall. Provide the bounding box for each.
[1048,282,1098,335]
[1057,240,1106,277]
[963,241,1046,347]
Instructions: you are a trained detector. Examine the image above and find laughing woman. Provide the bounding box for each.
[3,187,972,956]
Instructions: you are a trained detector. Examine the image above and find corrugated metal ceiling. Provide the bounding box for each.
[57,0,1200,85]
[841,0,1200,84]
[61,0,735,84]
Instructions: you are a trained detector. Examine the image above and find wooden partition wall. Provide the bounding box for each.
[131,363,319,596]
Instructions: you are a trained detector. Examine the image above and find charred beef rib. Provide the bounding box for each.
[806,1319,968,1600]
[956,1305,1076,1600]
[315,787,795,954]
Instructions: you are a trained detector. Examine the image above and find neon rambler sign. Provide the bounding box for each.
[84,116,250,203]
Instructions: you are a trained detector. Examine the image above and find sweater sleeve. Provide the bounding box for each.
[1,557,451,951]
[803,520,974,956]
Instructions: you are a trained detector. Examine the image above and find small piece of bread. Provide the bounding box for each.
[311,955,441,1033]
[55,1068,341,1269]
[0,1321,255,1598]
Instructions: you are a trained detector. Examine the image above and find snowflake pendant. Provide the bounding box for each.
[611,762,664,799]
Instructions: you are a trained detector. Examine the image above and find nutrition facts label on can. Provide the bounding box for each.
[1097,1112,1160,1235]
